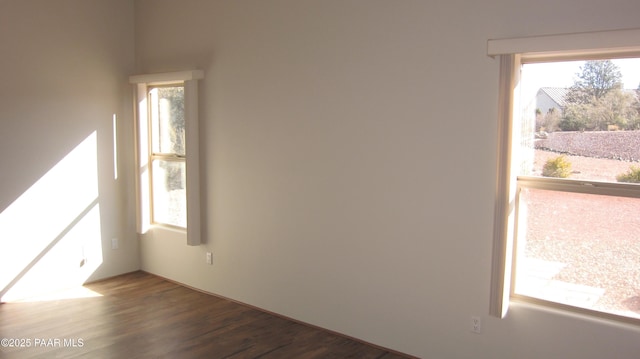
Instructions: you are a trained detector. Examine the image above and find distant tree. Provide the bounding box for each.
[559,103,590,131]
[536,107,561,132]
[158,86,185,154]
[565,60,622,103]
[598,89,640,130]
[561,60,639,130]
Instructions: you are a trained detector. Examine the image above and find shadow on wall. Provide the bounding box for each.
[0,130,107,302]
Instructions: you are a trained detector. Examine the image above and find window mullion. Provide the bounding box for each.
[151,153,186,161]
[517,176,640,199]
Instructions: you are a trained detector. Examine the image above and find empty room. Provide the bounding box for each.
[2,0,640,358]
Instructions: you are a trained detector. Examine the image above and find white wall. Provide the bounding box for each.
[0,0,139,301]
[134,1,640,357]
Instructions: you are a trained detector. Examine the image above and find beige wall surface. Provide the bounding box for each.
[0,0,139,300]
[134,1,640,358]
[3,0,640,358]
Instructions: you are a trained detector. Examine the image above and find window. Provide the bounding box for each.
[513,58,640,321]
[148,85,186,228]
[489,29,640,323]
[130,70,203,246]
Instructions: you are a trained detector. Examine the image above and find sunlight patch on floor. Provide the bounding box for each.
[6,286,103,303]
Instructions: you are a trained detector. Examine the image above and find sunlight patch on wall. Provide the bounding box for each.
[0,132,104,302]
[113,113,119,180]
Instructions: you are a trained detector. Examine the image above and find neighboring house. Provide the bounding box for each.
[536,87,569,115]
[536,87,640,116]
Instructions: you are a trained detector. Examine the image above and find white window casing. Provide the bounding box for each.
[487,28,640,60]
[488,28,640,318]
[130,70,204,246]
[490,53,520,319]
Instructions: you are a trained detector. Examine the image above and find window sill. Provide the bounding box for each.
[148,223,187,235]
[510,294,640,328]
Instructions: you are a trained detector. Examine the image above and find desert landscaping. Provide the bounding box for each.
[515,131,640,319]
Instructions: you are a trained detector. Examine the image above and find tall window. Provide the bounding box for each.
[130,70,203,246]
[512,57,640,322]
[488,28,640,323]
[149,85,186,228]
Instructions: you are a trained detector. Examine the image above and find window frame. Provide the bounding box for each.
[130,70,203,246]
[488,28,640,322]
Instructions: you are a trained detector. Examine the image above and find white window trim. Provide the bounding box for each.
[490,53,520,319]
[489,28,640,319]
[130,70,204,246]
[487,28,640,59]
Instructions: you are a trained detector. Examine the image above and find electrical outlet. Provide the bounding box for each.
[206,252,213,265]
[111,238,119,250]
[471,316,482,334]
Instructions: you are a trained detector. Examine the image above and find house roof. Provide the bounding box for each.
[537,87,570,108]
[537,87,639,108]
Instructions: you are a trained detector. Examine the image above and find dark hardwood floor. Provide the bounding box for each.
[0,271,414,358]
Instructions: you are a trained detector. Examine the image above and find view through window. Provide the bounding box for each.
[513,57,640,320]
[149,85,186,228]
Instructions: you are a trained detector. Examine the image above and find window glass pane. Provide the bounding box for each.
[152,160,186,228]
[514,188,640,319]
[149,86,185,156]
[519,58,640,183]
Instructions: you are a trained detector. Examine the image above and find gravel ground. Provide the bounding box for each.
[519,150,640,319]
[535,131,640,162]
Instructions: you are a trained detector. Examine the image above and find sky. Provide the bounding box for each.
[520,58,640,102]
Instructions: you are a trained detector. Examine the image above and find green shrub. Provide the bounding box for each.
[542,156,572,178]
[616,166,640,183]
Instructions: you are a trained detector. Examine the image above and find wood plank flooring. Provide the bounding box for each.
[0,271,414,358]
